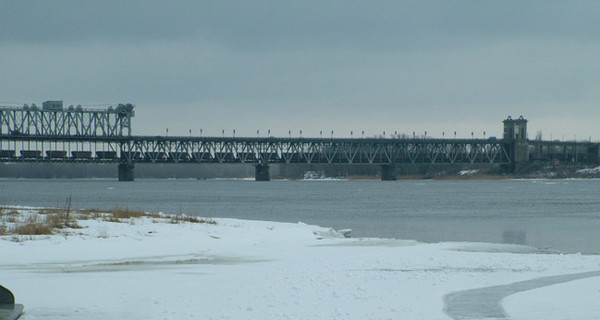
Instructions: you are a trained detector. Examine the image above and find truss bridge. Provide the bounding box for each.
[1,101,598,181]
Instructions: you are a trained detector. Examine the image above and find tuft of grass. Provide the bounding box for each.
[1,206,217,240]
[79,208,104,220]
[38,209,81,229]
[145,212,162,219]
[169,214,217,225]
[45,212,66,228]
[110,208,147,220]
[38,208,64,215]
[5,216,18,223]
[13,216,54,235]
[0,207,19,216]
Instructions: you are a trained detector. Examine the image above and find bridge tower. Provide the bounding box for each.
[503,115,529,172]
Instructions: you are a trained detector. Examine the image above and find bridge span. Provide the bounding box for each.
[1,102,599,181]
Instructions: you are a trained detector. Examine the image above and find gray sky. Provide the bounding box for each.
[1,1,599,139]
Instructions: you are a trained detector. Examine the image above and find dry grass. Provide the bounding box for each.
[78,208,149,222]
[0,208,20,219]
[38,209,81,229]
[169,214,217,225]
[1,206,217,238]
[78,208,105,220]
[13,215,54,235]
[2,207,82,237]
[38,208,65,215]
[110,208,147,219]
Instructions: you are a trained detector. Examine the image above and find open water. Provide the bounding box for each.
[2,178,600,254]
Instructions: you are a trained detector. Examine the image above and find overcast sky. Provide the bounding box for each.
[1,1,599,139]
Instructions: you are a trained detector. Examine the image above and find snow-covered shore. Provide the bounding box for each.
[2,207,600,319]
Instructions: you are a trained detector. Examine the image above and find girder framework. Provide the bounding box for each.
[0,105,134,137]
[0,135,512,165]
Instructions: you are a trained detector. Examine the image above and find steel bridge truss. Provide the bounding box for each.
[0,105,134,137]
[0,135,511,165]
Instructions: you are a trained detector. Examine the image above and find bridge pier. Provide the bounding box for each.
[381,164,396,181]
[255,164,270,181]
[118,163,135,181]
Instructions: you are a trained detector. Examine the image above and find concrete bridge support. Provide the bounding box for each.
[255,164,270,181]
[381,164,396,181]
[118,163,135,181]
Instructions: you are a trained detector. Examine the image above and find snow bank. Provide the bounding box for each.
[2,208,600,320]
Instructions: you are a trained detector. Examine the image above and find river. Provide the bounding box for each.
[2,178,600,254]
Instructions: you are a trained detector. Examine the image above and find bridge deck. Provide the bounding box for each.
[0,134,513,165]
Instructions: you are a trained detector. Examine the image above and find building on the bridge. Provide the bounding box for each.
[42,100,63,111]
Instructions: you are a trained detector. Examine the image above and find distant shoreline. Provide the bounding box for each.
[1,161,599,180]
